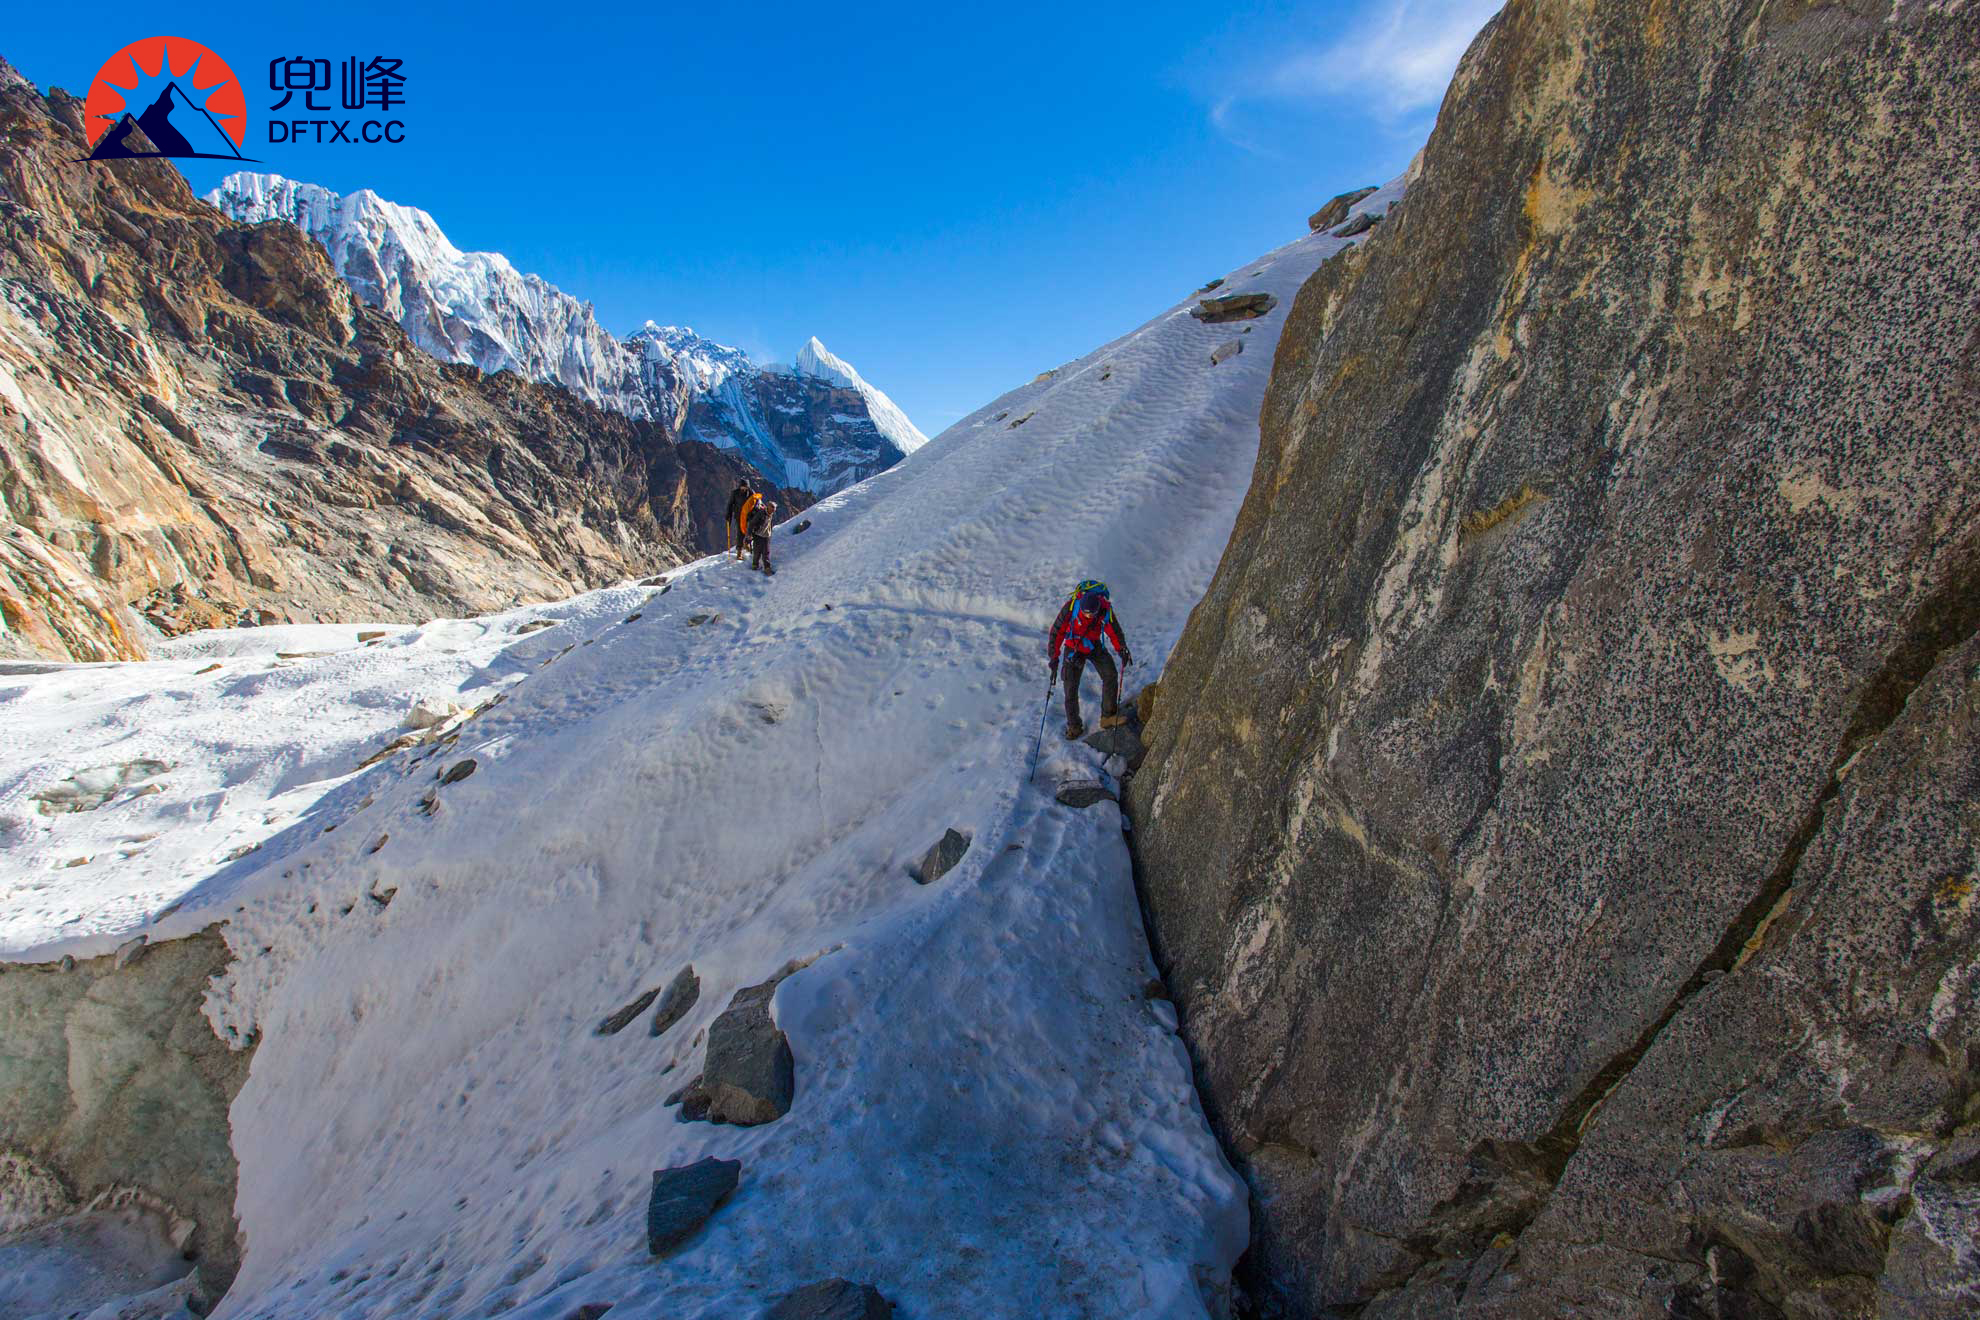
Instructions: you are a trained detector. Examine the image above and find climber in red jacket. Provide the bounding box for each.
[1048,580,1132,740]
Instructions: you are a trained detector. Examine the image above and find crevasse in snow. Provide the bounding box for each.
[1,182,1404,1318]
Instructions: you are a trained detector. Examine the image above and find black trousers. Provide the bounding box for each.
[1061,647,1118,727]
[750,534,772,571]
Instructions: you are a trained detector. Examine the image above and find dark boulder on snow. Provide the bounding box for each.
[648,965,700,1038]
[438,758,476,785]
[790,519,813,535]
[1082,716,1145,768]
[1210,339,1244,366]
[1055,780,1117,809]
[1335,210,1382,238]
[1308,185,1378,232]
[596,985,661,1037]
[1190,292,1278,324]
[914,829,971,884]
[645,1156,740,1255]
[676,977,794,1125]
[762,1278,893,1320]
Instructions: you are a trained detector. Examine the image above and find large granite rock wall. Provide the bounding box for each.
[1127,2,1978,1315]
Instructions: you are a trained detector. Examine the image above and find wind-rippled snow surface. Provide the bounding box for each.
[0,186,1399,1319]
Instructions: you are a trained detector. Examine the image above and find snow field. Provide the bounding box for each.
[0,182,1401,1319]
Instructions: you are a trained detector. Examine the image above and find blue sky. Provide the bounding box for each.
[8,1,1499,433]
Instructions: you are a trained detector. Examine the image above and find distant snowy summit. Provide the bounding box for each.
[206,172,924,493]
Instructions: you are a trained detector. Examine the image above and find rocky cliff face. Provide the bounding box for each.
[1128,2,1979,1317]
[0,76,789,663]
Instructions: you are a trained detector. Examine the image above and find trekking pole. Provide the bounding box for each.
[1027,671,1054,781]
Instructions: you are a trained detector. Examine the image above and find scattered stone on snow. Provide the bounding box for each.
[645,1156,741,1256]
[31,760,172,814]
[791,519,813,535]
[1336,210,1382,238]
[357,630,387,642]
[1191,292,1278,323]
[596,986,662,1037]
[623,612,643,623]
[1210,339,1244,366]
[676,976,796,1125]
[114,934,148,969]
[515,619,557,635]
[914,828,971,885]
[762,1278,894,1320]
[405,699,463,731]
[438,759,476,785]
[1056,780,1117,809]
[1308,185,1378,232]
[649,965,701,1038]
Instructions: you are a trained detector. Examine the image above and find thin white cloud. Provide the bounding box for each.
[1209,0,1503,144]
[1272,0,1503,116]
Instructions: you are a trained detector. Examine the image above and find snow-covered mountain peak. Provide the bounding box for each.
[206,174,925,493]
[794,335,928,454]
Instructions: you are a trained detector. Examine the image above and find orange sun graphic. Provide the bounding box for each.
[83,36,246,149]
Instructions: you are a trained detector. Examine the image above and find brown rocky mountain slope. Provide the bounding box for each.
[0,62,797,663]
[1129,2,1977,1317]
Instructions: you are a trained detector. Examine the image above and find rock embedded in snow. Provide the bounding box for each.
[438,759,476,785]
[690,977,795,1126]
[1082,719,1144,768]
[914,829,971,885]
[1336,210,1383,238]
[762,1278,894,1320]
[648,965,700,1038]
[1210,340,1244,366]
[1055,781,1117,809]
[595,986,662,1037]
[404,699,462,731]
[1308,186,1379,232]
[1190,292,1278,323]
[31,761,171,815]
[645,1156,740,1256]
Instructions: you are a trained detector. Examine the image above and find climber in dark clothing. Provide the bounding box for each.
[724,481,752,560]
[1048,580,1132,739]
[748,498,777,575]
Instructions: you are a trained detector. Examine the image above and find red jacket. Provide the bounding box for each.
[1050,598,1127,667]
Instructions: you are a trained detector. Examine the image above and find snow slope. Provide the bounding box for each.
[0,181,1401,1319]
[208,173,919,493]
[795,335,929,455]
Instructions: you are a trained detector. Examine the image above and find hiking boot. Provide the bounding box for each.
[1099,713,1128,730]
[1063,720,1085,740]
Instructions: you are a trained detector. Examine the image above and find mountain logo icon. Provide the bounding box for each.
[81,36,253,163]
